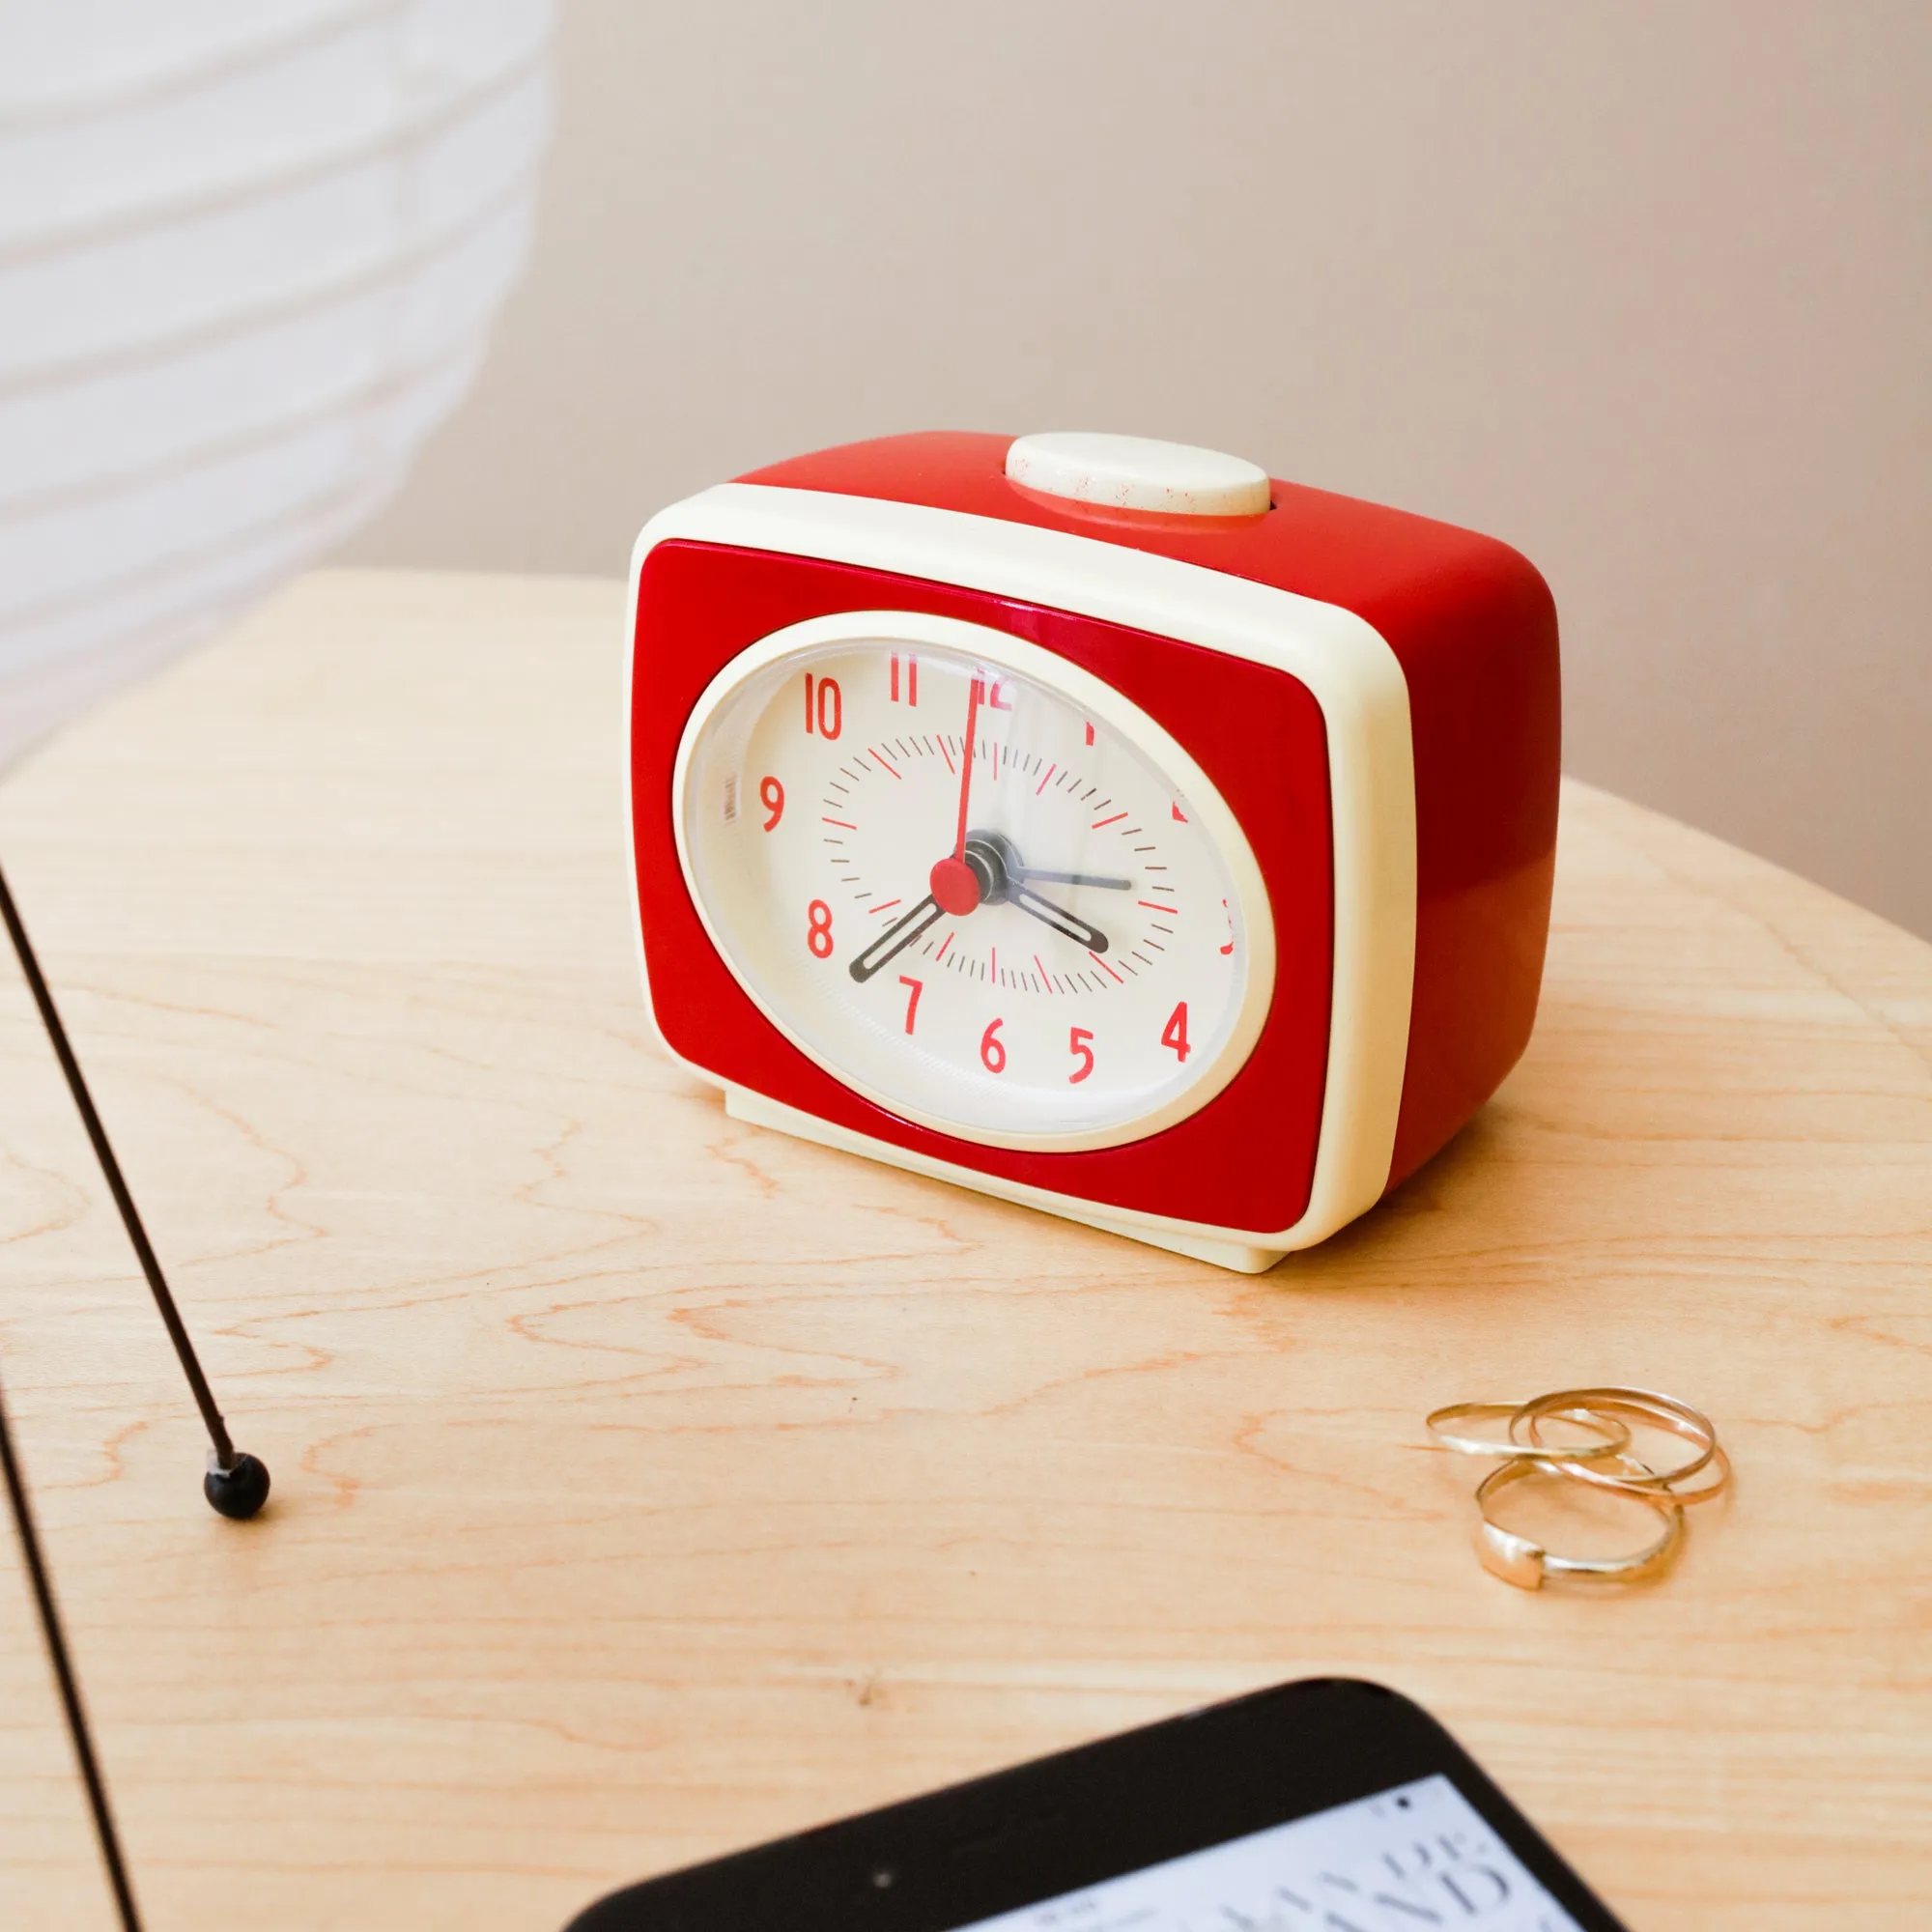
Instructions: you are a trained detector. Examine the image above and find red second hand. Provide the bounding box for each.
[929,672,984,918]
[952,674,982,860]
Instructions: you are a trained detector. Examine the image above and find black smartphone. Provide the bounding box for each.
[565,1677,1625,1931]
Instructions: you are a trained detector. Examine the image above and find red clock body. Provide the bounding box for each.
[629,432,1559,1271]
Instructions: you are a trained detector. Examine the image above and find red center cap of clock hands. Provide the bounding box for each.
[929,854,981,917]
[929,669,988,918]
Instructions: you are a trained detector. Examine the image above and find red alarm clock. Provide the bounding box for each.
[627,432,1559,1271]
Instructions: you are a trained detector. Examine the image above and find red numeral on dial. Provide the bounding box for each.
[890,654,918,705]
[804,673,842,739]
[807,899,834,958]
[898,975,923,1034]
[1067,1026,1094,1084]
[979,1017,1007,1072]
[1161,1001,1191,1062]
[758,776,783,830]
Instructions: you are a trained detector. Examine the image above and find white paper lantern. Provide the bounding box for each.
[0,0,554,766]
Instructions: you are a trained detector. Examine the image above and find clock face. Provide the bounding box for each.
[671,612,1275,1151]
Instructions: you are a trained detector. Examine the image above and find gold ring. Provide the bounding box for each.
[1512,1386,1725,1496]
[1543,1437,1732,1506]
[1475,1454,1685,1589]
[1426,1400,1630,1464]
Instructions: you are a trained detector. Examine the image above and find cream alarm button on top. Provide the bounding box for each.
[1005,431,1272,518]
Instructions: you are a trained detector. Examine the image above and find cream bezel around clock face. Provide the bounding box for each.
[670,610,1277,1153]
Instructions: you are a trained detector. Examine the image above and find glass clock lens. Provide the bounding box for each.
[675,625,1269,1150]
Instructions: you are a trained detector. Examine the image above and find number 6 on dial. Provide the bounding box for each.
[980,1019,1006,1074]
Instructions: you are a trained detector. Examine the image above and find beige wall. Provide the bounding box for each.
[345,0,1932,939]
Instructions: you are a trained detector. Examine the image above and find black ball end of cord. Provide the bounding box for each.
[204,1452,270,1520]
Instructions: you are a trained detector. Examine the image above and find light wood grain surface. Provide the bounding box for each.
[1,569,1927,1930]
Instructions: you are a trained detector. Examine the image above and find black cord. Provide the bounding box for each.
[0,859,236,1469]
[0,1362,143,1932]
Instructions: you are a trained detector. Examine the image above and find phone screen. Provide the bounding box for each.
[947,1775,1582,1932]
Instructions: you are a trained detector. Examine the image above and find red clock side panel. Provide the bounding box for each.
[633,539,1336,1236]
[1365,545,1557,1185]
[740,433,1562,1191]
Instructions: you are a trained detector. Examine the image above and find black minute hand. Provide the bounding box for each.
[1011,867,1132,890]
[847,895,945,982]
[1008,884,1110,953]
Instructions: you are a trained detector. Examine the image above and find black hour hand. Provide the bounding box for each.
[848,895,945,982]
[1008,884,1109,953]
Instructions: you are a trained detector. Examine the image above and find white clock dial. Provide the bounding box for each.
[671,612,1275,1151]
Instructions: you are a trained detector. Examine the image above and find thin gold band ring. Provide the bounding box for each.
[1426,1400,1630,1465]
[1512,1386,1723,1494]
